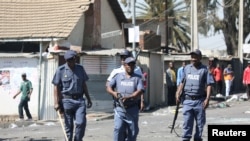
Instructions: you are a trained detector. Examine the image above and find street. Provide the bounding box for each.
[1,96,250,141]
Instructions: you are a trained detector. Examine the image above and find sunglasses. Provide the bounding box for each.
[126,62,136,66]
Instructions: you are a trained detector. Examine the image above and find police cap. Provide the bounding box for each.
[190,49,202,57]
[64,50,77,60]
[124,57,136,64]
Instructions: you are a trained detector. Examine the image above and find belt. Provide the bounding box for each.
[63,94,82,100]
[184,95,205,100]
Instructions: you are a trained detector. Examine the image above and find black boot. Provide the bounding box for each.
[194,138,202,141]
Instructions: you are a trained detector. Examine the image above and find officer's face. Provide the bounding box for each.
[120,55,129,65]
[190,54,201,65]
[124,62,135,75]
[22,75,26,80]
[66,57,76,68]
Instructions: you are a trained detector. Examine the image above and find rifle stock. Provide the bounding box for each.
[170,79,186,133]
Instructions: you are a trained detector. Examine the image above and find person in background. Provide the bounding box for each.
[213,63,223,95]
[176,49,214,141]
[177,61,186,87]
[242,61,250,100]
[13,73,33,121]
[52,50,92,141]
[166,61,177,106]
[223,64,234,99]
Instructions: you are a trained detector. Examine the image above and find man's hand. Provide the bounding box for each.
[87,100,92,108]
[140,100,144,111]
[175,93,180,104]
[55,102,64,114]
[54,103,60,111]
[13,95,17,99]
[203,98,210,109]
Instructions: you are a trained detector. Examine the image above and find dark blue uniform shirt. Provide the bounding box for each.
[52,63,89,95]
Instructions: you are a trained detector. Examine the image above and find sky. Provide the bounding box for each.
[118,0,227,50]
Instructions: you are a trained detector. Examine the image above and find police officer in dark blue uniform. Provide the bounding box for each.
[106,57,144,141]
[175,49,214,141]
[52,50,92,141]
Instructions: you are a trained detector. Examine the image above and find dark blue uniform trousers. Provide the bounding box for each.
[113,106,139,141]
[62,98,86,141]
[182,99,206,141]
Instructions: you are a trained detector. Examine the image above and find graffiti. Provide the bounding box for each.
[0,70,10,85]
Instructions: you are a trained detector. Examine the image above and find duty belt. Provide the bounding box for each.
[63,94,82,100]
[184,95,205,100]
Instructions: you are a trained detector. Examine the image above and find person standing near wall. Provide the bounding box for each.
[52,50,92,141]
[223,64,234,99]
[243,61,250,100]
[166,61,177,106]
[13,73,33,121]
[213,63,223,95]
[177,61,186,87]
[175,49,214,141]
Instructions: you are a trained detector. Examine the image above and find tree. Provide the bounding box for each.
[120,0,191,52]
[189,0,250,56]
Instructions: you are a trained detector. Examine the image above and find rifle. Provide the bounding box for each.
[117,93,127,113]
[170,79,186,134]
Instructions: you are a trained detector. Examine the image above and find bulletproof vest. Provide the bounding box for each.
[184,64,207,96]
[115,73,141,105]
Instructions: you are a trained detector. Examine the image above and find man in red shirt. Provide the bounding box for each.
[213,63,223,95]
[243,61,250,100]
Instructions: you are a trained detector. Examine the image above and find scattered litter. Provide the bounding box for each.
[239,93,249,101]
[215,93,224,98]
[9,123,18,128]
[226,95,239,102]
[45,122,56,126]
[244,111,250,114]
[141,121,148,125]
[29,123,40,127]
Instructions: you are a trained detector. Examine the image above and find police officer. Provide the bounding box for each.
[106,57,144,141]
[52,50,92,141]
[106,49,145,111]
[175,49,214,141]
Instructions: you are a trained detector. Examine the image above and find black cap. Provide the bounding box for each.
[190,49,202,56]
[120,49,131,56]
[21,73,26,76]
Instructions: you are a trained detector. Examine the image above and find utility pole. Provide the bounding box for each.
[131,0,136,58]
[238,0,243,65]
[165,0,169,54]
[191,0,198,51]
[238,0,244,89]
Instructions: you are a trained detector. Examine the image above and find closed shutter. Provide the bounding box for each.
[81,55,120,74]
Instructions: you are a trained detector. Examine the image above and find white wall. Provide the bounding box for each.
[0,57,39,118]
[101,0,124,49]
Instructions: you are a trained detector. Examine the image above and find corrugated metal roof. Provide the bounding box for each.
[0,53,39,58]
[0,0,93,39]
[50,48,126,56]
